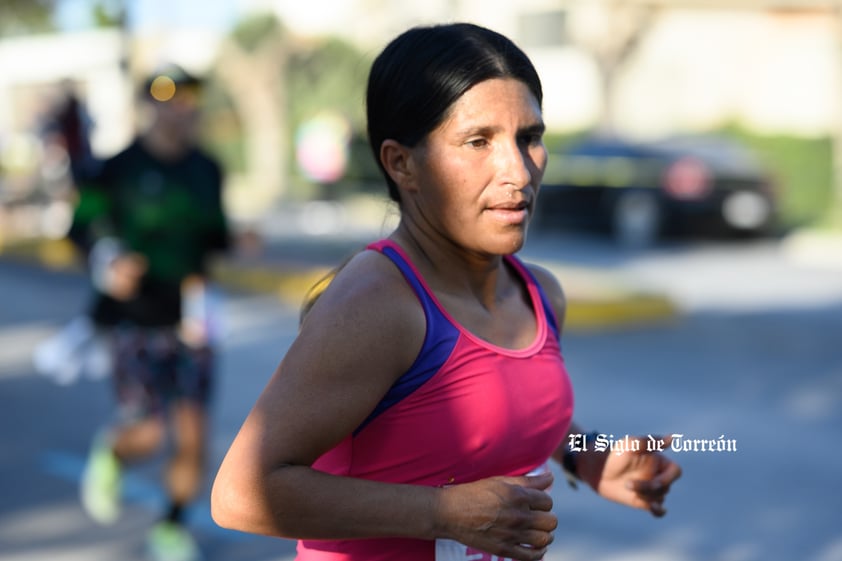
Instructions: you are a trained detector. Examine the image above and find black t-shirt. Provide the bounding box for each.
[72,139,229,327]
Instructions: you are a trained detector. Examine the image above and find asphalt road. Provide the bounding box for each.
[1,234,840,561]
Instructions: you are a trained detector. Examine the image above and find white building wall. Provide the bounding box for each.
[0,30,134,157]
[617,11,840,138]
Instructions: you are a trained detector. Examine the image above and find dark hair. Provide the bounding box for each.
[366,23,543,203]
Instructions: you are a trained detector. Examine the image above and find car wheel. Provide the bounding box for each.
[722,190,772,233]
[612,190,661,248]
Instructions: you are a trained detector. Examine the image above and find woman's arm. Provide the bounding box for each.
[212,250,427,537]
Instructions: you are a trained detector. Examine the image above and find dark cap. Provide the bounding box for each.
[143,64,203,102]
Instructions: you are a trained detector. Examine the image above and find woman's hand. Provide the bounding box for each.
[578,435,682,517]
[437,471,557,561]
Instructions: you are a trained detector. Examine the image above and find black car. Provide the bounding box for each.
[536,134,777,246]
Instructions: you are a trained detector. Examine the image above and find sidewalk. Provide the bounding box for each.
[0,231,679,332]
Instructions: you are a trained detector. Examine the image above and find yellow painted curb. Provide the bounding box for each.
[210,261,331,305]
[0,237,82,271]
[566,295,678,331]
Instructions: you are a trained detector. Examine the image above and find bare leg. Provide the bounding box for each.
[165,400,207,507]
[111,417,166,462]
[144,400,207,561]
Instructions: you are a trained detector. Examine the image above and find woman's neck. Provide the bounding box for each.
[390,220,511,310]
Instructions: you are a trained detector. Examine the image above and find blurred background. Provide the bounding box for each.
[1,1,841,561]
[1,0,841,241]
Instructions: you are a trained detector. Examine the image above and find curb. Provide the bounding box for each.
[0,236,82,272]
[0,237,679,332]
[565,294,677,331]
[211,259,332,304]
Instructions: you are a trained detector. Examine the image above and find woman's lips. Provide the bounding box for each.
[485,202,529,224]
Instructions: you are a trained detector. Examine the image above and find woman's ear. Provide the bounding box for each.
[380,139,418,193]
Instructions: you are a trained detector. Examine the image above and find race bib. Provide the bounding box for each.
[525,463,551,479]
[435,539,518,561]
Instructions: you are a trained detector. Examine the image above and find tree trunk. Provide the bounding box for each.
[216,37,289,208]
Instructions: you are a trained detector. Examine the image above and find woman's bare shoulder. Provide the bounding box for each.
[304,248,419,316]
[523,262,565,301]
[298,248,426,369]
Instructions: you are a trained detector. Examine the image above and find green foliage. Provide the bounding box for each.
[230,12,285,52]
[0,0,57,36]
[287,36,370,133]
[343,133,382,185]
[200,81,246,174]
[205,17,373,193]
[91,0,125,28]
[286,36,372,189]
[543,130,588,154]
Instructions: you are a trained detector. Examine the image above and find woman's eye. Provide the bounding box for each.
[467,138,488,148]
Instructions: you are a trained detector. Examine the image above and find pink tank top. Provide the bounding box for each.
[297,240,574,561]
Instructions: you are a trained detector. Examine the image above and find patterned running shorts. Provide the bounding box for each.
[110,326,214,419]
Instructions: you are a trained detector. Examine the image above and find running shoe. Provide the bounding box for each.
[146,521,202,561]
[79,432,121,525]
